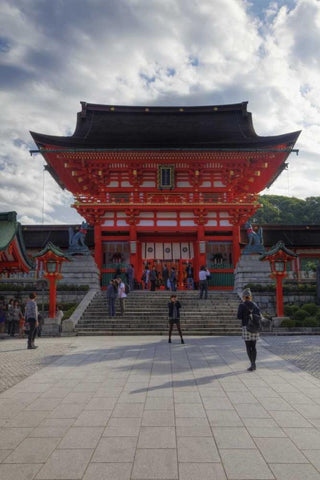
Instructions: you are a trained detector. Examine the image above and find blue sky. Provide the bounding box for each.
[0,0,319,224]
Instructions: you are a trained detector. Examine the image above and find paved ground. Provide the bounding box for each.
[0,337,74,394]
[262,335,320,381]
[1,335,320,479]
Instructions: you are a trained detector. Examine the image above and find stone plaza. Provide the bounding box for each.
[1,335,320,479]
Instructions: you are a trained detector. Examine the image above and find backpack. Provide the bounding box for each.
[246,304,262,333]
[125,283,130,295]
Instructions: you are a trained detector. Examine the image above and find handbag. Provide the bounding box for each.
[24,321,30,333]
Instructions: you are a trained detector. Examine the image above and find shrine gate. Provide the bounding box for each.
[31,102,300,289]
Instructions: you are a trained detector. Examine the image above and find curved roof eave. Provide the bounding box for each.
[30,101,301,151]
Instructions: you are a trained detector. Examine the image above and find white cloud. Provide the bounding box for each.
[0,0,319,224]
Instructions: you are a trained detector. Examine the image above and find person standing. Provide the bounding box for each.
[237,288,260,371]
[141,265,150,290]
[169,267,177,291]
[168,295,184,344]
[106,280,117,317]
[150,266,158,291]
[11,300,23,337]
[24,292,39,349]
[55,306,64,334]
[0,299,6,340]
[7,298,14,336]
[117,276,127,316]
[162,264,169,290]
[126,264,135,291]
[199,265,210,299]
[185,263,194,290]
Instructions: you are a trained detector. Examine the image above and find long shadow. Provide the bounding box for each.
[130,371,243,394]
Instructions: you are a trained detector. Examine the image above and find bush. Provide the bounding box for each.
[283,305,299,316]
[301,303,318,315]
[280,319,296,328]
[57,284,89,291]
[63,304,78,320]
[295,319,304,327]
[293,309,308,322]
[303,317,319,328]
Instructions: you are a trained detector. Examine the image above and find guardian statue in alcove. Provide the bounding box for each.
[68,221,90,255]
[243,222,265,254]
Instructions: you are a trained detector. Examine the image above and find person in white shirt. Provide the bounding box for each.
[116,276,127,316]
[56,305,64,333]
[199,265,210,299]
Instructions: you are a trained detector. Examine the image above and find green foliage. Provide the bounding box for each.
[303,317,319,327]
[63,304,78,320]
[57,284,89,291]
[293,309,308,322]
[283,305,299,316]
[251,195,320,225]
[0,283,89,292]
[301,303,318,315]
[0,283,25,291]
[280,319,296,328]
[244,283,316,293]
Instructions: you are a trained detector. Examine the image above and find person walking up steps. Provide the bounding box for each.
[237,288,261,371]
[168,294,184,344]
[199,265,210,299]
[106,280,117,317]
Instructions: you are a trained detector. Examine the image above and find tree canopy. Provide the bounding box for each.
[251,196,320,225]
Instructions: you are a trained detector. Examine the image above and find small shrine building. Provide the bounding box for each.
[0,212,34,275]
[30,102,300,289]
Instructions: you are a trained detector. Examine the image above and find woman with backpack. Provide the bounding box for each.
[237,288,261,371]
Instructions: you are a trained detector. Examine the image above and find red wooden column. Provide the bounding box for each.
[94,223,102,272]
[232,224,241,267]
[197,226,206,268]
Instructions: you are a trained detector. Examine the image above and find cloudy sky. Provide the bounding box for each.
[0,0,319,225]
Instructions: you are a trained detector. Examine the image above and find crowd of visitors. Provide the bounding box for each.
[137,263,211,296]
[0,293,64,349]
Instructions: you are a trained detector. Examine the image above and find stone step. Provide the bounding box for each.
[76,330,241,336]
[75,289,241,336]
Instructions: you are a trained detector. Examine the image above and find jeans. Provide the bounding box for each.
[27,318,37,347]
[8,321,16,336]
[119,298,125,315]
[108,298,115,317]
[187,277,194,290]
[199,280,208,299]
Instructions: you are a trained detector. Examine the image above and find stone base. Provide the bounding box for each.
[234,254,273,295]
[61,255,100,289]
[41,318,60,337]
[272,316,289,328]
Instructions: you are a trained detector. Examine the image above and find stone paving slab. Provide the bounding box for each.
[1,335,320,479]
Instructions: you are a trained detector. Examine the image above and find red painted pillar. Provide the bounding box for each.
[197,226,206,268]
[276,275,284,317]
[232,225,241,267]
[94,224,102,272]
[48,276,57,319]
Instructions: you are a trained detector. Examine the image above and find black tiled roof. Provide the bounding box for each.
[30,102,300,150]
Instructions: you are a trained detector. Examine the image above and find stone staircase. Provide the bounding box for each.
[75,290,242,336]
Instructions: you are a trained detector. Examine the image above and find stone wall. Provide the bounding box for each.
[248,292,317,315]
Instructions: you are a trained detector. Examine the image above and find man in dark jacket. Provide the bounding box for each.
[25,292,39,349]
[168,295,184,344]
[106,280,117,317]
[162,264,169,289]
[150,266,158,291]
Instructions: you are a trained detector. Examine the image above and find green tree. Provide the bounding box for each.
[251,195,320,225]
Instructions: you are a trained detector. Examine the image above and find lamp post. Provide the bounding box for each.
[34,242,70,319]
[260,241,298,317]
